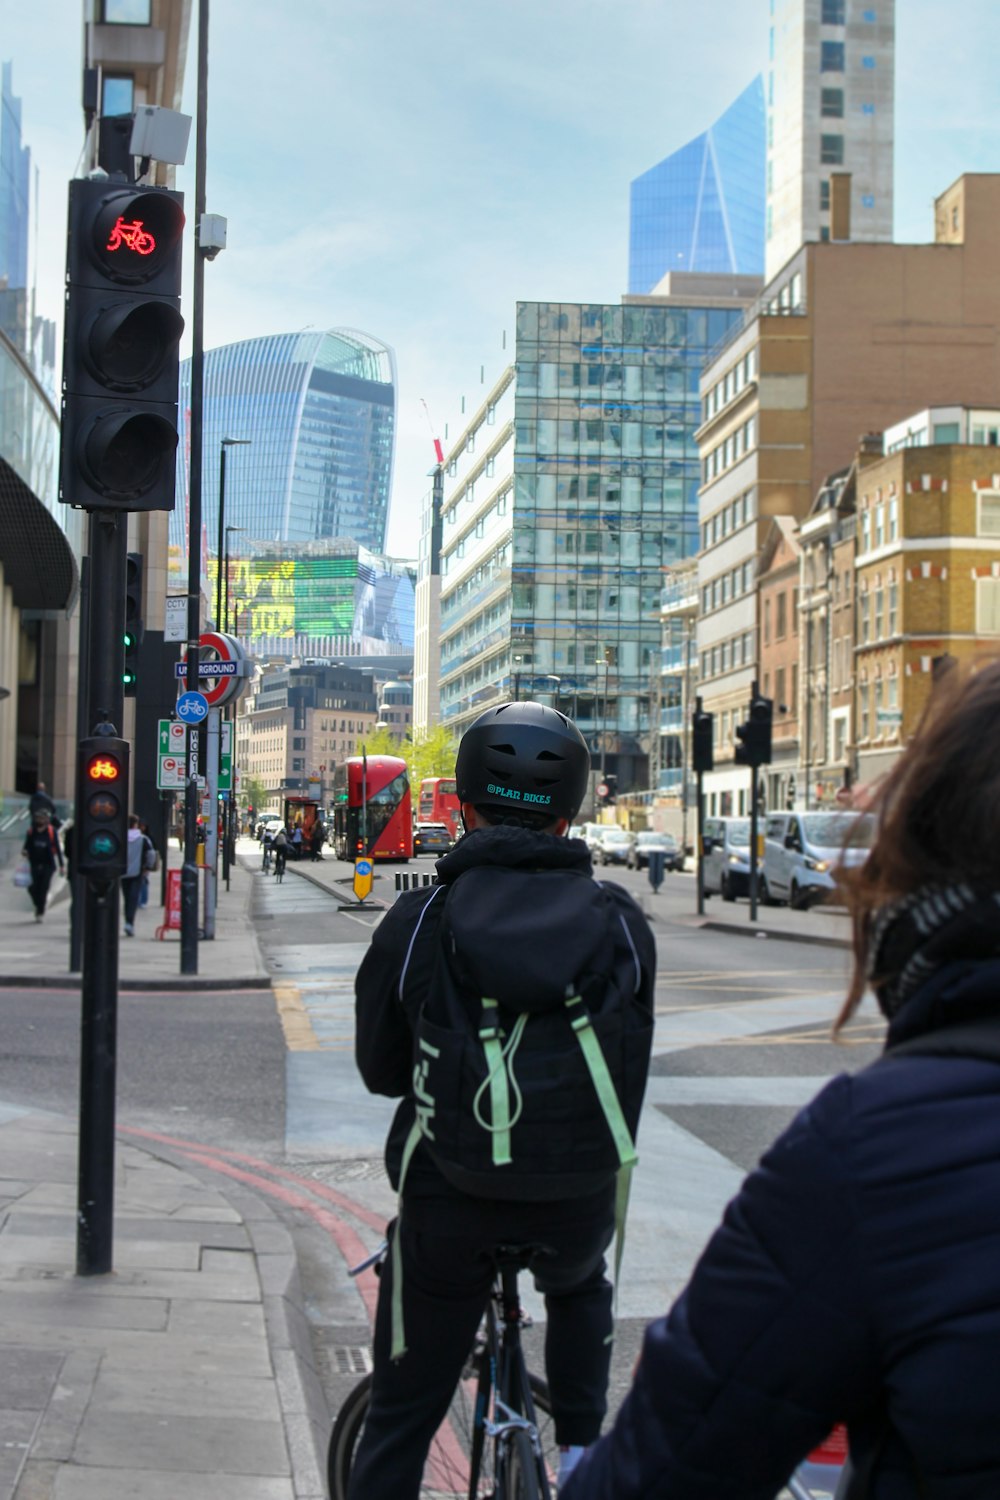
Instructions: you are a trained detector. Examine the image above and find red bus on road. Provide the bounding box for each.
[418,776,460,840]
[333,755,412,862]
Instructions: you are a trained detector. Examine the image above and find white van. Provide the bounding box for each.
[762,811,876,909]
[702,816,752,900]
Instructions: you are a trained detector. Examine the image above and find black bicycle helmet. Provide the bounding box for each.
[454,700,591,827]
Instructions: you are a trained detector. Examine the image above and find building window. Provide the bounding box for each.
[860,591,871,643]
[102,74,134,114]
[102,0,152,20]
[776,591,787,639]
[978,492,1000,536]
[821,135,845,165]
[888,581,899,635]
[860,510,871,552]
[822,0,846,20]
[821,41,845,71]
[821,88,844,117]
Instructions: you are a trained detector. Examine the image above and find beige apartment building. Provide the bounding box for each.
[696,172,1000,812]
[854,415,1000,786]
[757,517,801,812]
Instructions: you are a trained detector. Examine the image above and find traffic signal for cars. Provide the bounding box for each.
[692,708,714,773]
[77,736,130,877]
[60,178,185,513]
[734,690,774,768]
[123,551,143,695]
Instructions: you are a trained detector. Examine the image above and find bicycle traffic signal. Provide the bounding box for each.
[692,708,714,773]
[60,178,184,513]
[123,551,143,696]
[734,689,774,768]
[77,736,130,877]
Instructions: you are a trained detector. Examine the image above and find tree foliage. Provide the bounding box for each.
[353,724,459,791]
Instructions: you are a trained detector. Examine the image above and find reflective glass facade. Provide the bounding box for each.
[0,62,30,356]
[629,78,765,293]
[171,329,396,574]
[438,299,745,788]
[223,540,414,661]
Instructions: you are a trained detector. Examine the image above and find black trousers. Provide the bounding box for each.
[28,863,55,916]
[345,1191,614,1500]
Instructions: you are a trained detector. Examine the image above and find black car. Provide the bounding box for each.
[628,830,684,872]
[413,823,453,856]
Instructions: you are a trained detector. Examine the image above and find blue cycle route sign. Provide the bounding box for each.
[176,691,209,724]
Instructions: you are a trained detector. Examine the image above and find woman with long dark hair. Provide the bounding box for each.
[566,657,1000,1499]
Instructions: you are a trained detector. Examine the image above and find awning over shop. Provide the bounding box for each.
[0,456,77,611]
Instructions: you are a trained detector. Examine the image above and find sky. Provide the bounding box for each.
[6,1,1000,558]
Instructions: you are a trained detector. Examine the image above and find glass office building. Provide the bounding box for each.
[225,540,414,661]
[171,328,396,574]
[438,297,747,790]
[629,78,766,293]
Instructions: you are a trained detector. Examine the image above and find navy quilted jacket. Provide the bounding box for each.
[564,957,1000,1499]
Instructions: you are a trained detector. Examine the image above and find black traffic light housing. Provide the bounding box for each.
[692,707,714,773]
[734,688,774,768]
[60,178,184,513]
[77,736,130,877]
[123,551,143,696]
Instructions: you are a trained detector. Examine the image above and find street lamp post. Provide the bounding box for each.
[511,653,523,702]
[216,438,251,629]
[538,674,562,710]
[223,525,244,634]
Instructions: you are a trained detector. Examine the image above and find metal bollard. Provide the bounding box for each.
[394,871,439,892]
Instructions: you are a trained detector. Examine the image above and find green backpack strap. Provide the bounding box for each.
[472,998,528,1167]
[565,992,638,1342]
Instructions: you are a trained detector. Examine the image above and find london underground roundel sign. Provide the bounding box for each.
[178,632,246,709]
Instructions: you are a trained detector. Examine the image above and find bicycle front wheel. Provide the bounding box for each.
[327,1371,555,1500]
[503,1426,543,1500]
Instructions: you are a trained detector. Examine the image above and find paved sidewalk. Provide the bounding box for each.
[0,1104,330,1500]
[0,840,270,991]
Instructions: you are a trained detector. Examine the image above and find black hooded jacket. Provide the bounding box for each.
[355,826,657,1196]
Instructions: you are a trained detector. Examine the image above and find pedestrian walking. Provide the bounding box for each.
[291,823,304,860]
[137,820,159,908]
[310,820,326,860]
[29,781,59,826]
[21,809,64,921]
[564,655,1000,1499]
[122,815,155,937]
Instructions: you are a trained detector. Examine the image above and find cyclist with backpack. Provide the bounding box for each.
[348,701,656,1498]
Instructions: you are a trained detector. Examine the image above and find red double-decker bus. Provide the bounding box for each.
[332,755,412,862]
[417,776,460,840]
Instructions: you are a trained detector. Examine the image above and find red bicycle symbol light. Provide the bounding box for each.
[106,216,156,256]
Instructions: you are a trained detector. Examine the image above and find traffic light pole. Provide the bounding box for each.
[181,0,212,975]
[748,767,760,924]
[77,510,126,1277]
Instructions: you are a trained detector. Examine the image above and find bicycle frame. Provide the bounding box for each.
[470,1260,552,1499]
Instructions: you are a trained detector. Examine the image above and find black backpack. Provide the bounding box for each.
[400,864,653,1201]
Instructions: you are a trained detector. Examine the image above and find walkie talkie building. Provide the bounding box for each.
[170,327,397,575]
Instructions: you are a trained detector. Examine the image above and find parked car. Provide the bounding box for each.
[762,811,876,909]
[580,822,606,854]
[702,816,752,900]
[256,814,282,841]
[628,830,684,872]
[413,822,453,856]
[593,826,635,866]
